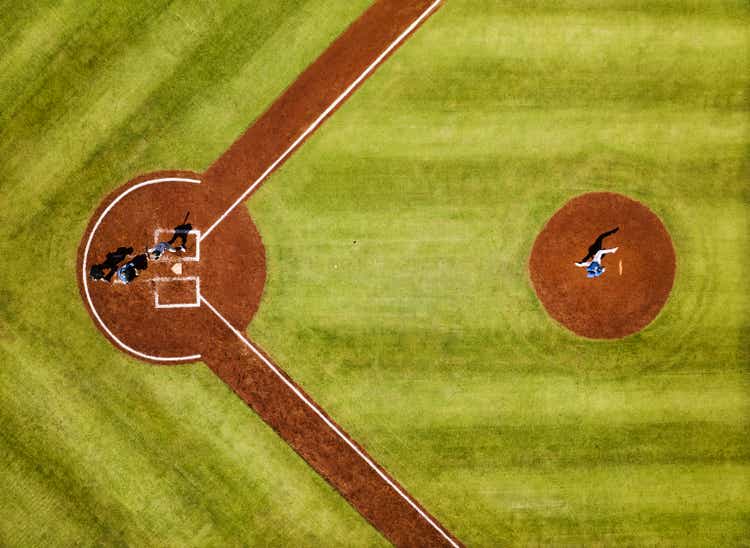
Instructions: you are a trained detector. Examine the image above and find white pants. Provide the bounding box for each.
[576,247,618,267]
[592,247,618,263]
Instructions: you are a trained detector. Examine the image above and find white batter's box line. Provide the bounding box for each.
[152,276,201,309]
[153,228,201,262]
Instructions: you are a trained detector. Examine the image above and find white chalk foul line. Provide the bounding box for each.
[200,0,443,243]
[200,293,459,548]
[82,177,202,362]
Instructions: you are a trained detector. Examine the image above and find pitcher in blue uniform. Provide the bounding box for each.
[575,227,619,279]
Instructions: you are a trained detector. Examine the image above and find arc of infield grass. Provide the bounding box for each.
[199,0,443,243]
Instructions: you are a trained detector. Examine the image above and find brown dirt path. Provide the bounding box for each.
[77,1,459,545]
[198,0,443,237]
[529,192,676,339]
[200,305,459,547]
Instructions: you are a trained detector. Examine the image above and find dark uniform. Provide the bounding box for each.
[90,246,134,282]
[116,253,148,284]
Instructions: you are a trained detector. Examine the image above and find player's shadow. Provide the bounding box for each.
[580,227,619,263]
[90,246,133,282]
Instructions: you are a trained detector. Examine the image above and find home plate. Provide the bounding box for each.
[171,263,183,275]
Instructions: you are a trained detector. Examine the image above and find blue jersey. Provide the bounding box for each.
[117,263,137,284]
[150,242,173,260]
[587,261,604,278]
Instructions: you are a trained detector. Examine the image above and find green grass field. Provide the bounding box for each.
[1,0,748,546]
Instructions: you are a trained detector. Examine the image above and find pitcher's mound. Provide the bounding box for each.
[529,192,676,339]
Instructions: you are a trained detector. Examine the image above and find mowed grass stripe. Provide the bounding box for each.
[246,0,749,545]
[0,0,95,119]
[444,464,749,546]
[277,365,749,427]
[1,1,240,217]
[308,111,747,167]
[0,1,173,128]
[396,0,748,110]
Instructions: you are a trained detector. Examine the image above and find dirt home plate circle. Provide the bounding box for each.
[76,2,460,547]
[529,192,676,339]
[78,171,266,362]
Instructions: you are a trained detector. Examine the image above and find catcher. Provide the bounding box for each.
[115,253,149,284]
[89,246,134,282]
